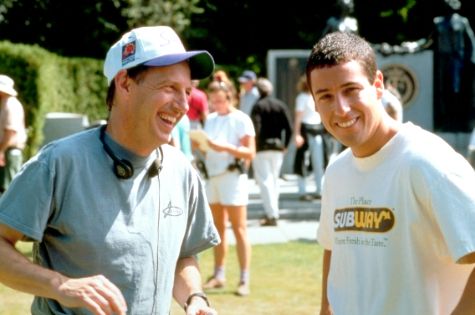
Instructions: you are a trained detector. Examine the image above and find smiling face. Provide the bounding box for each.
[207,80,235,115]
[309,60,395,157]
[110,62,192,155]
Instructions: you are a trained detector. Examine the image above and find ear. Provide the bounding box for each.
[374,70,384,100]
[114,69,133,95]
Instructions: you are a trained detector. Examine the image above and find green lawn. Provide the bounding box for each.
[0,241,324,315]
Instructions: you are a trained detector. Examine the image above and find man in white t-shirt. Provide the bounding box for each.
[308,31,475,315]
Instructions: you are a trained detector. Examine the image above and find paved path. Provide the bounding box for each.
[226,174,321,245]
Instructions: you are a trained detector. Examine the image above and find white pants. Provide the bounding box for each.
[252,150,285,219]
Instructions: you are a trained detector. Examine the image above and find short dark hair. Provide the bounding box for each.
[306,32,377,90]
[106,64,151,110]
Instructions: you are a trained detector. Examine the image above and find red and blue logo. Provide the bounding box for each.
[122,41,136,65]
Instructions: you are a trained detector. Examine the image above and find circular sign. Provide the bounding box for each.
[381,64,418,108]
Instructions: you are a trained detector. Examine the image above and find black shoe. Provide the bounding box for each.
[260,217,278,226]
[298,194,313,201]
[311,193,322,199]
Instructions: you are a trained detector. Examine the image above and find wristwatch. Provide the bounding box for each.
[184,292,210,311]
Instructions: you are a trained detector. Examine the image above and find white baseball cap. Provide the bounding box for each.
[0,75,18,96]
[103,26,214,85]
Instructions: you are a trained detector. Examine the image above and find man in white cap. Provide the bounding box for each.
[0,26,220,315]
[0,74,27,193]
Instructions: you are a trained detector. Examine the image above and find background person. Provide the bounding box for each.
[381,84,403,122]
[308,31,475,315]
[0,74,27,194]
[213,69,239,108]
[0,25,220,315]
[293,74,325,200]
[186,80,210,178]
[187,79,209,130]
[237,70,260,116]
[170,114,194,162]
[201,79,256,297]
[250,77,292,226]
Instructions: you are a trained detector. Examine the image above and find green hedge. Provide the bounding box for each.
[0,40,108,158]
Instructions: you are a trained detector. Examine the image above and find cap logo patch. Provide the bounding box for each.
[122,41,136,65]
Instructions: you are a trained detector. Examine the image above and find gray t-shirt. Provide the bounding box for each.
[0,127,220,315]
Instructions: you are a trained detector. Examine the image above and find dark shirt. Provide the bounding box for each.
[250,96,292,152]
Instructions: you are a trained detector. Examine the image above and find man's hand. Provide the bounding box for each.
[57,275,127,315]
[295,134,305,148]
[185,298,218,315]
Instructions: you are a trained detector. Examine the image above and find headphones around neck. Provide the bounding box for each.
[99,125,163,179]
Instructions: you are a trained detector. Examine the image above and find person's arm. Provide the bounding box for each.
[294,111,305,148]
[198,89,209,127]
[199,106,208,128]
[319,249,333,315]
[173,256,217,315]
[0,223,127,315]
[0,129,17,166]
[207,134,256,161]
[451,253,475,315]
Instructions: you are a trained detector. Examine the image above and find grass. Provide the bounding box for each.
[0,241,324,315]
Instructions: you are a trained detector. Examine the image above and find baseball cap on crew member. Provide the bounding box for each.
[238,70,257,83]
[103,26,215,85]
[0,75,18,97]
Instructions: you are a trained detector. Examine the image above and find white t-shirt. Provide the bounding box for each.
[0,95,27,148]
[295,91,321,125]
[318,122,475,315]
[204,109,255,177]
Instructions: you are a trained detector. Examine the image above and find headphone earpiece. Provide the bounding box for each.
[147,147,164,178]
[100,125,134,179]
[100,125,164,179]
[114,159,134,179]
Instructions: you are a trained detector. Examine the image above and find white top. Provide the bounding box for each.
[204,110,255,177]
[318,122,475,315]
[0,95,27,148]
[295,91,321,125]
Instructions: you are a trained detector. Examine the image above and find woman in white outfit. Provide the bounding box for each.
[201,80,256,297]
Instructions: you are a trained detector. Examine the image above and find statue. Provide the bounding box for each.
[321,0,358,36]
[433,0,475,131]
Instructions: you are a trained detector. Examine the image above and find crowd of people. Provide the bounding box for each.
[0,22,474,315]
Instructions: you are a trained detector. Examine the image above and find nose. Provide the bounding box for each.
[334,94,351,115]
[175,90,189,115]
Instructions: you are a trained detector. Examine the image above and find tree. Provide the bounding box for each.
[0,0,473,71]
[0,0,201,58]
[122,0,203,33]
